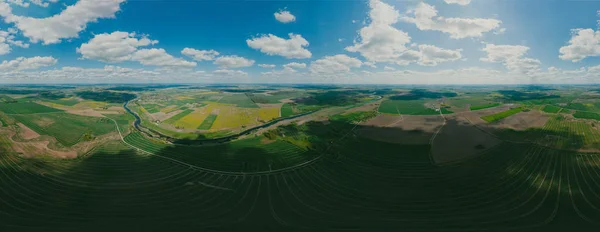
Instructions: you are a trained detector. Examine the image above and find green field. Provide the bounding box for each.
[0,102,63,114]
[542,105,562,113]
[470,103,501,111]
[573,111,600,120]
[43,99,80,106]
[217,94,258,108]
[197,114,217,130]
[12,113,116,146]
[481,107,523,122]
[141,104,162,113]
[379,100,452,115]
[163,109,194,124]
[280,103,295,117]
[1,119,600,230]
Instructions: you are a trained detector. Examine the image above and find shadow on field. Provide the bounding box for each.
[1,118,600,231]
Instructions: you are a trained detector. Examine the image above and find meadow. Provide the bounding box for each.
[481,106,524,122]
[280,103,295,117]
[197,114,217,130]
[542,105,562,113]
[12,113,116,146]
[379,99,452,115]
[1,119,600,230]
[470,102,501,111]
[0,102,64,114]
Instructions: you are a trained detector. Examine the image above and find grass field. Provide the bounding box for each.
[163,109,194,124]
[542,105,562,113]
[141,104,162,113]
[197,114,217,130]
[12,113,116,146]
[2,120,600,230]
[281,103,295,117]
[0,102,63,114]
[481,107,523,122]
[174,109,210,129]
[470,102,500,111]
[42,98,80,106]
[379,100,452,115]
[573,111,600,120]
[217,94,258,108]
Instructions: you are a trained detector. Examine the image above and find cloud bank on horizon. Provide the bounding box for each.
[0,0,600,84]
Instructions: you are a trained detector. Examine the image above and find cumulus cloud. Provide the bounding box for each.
[444,0,471,5]
[0,28,29,55]
[283,62,306,69]
[559,28,600,62]
[384,66,395,71]
[214,55,255,68]
[274,9,295,23]
[401,2,501,39]
[481,44,540,74]
[181,48,219,61]
[258,64,276,68]
[346,0,411,63]
[0,0,126,44]
[345,0,460,66]
[6,0,58,8]
[131,48,197,68]
[247,33,311,59]
[213,69,248,77]
[310,54,362,74]
[77,31,157,63]
[0,56,57,71]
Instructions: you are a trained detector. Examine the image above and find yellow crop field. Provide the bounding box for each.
[258,108,279,122]
[75,101,107,109]
[174,109,210,129]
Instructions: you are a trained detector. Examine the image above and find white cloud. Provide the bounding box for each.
[310,54,362,74]
[401,2,501,39]
[346,0,411,63]
[6,0,58,8]
[247,33,311,59]
[0,28,29,55]
[0,0,126,44]
[131,48,197,68]
[258,64,276,68]
[443,0,471,5]
[274,10,295,23]
[416,44,462,66]
[213,55,255,68]
[283,62,306,69]
[384,66,395,71]
[213,69,248,77]
[481,44,540,74]
[181,48,219,61]
[559,28,600,62]
[0,56,57,71]
[77,31,157,63]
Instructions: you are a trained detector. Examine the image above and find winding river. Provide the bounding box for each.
[123,100,315,145]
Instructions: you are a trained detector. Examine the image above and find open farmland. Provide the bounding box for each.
[573,111,600,120]
[481,106,524,122]
[379,99,452,115]
[197,114,217,130]
[0,102,64,114]
[2,85,600,230]
[543,105,562,113]
[470,102,501,111]
[1,117,600,230]
[11,113,116,146]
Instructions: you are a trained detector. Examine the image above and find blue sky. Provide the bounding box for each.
[1,0,600,84]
